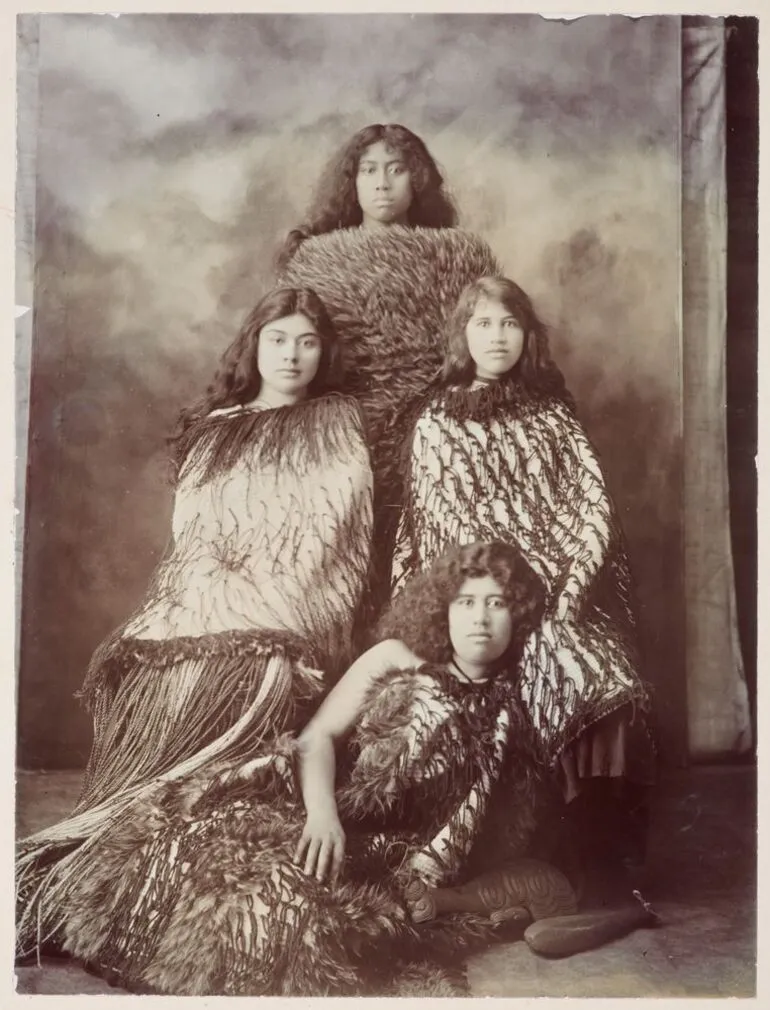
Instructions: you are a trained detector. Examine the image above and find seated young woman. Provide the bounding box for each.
[17,542,552,997]
[15,286,373,957]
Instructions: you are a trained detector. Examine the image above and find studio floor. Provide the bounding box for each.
[14,763,756,998]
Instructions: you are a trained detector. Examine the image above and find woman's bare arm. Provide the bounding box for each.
[294,638,416,882]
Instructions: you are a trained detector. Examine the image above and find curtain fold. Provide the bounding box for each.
[681,18,751,757]
[15,14,39,669]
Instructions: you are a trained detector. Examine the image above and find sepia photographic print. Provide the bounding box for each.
[12,10,757,1000]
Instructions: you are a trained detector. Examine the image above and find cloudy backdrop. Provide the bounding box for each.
[17,13,684,767]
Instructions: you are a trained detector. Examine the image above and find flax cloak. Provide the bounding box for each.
[16,393,373,945]
[391,379,653,768]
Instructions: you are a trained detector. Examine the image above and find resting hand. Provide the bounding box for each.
[294,810,346,884]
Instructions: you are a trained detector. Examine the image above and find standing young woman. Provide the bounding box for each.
[277,124,503,612]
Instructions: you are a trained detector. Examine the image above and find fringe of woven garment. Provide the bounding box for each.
[30,663,541,995]
[75,631,323,811]
[72,392,372,811]
[15,645,326,959]
[391,378,652,763]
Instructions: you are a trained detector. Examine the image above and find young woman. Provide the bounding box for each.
[16,287,373,935]
[276,124,503,612]
[276,122,458,268]
[17,543,548,997]
[392,276,656,897]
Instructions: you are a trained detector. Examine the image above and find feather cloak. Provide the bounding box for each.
[279,226,503,609]
[18,664,543,997]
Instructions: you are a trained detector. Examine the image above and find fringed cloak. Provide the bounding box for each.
[75,393,372,810]
[16,394,373,922]
[18,665,542,997]
[279,226,503,608]
[391,380,651,763]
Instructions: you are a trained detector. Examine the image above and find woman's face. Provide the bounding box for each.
[257,313,323,402]
[448,575,513,675]
[356,141,413,229]
[465,297,526,381]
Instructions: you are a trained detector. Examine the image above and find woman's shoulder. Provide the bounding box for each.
[435,382,578,424]
[205,403,266,420]
[366,638,423,673]
[535,395,584,432]
[285,225,499,271]
[310,391,369,429]
[346,640,431,719]
[203,393,360,421]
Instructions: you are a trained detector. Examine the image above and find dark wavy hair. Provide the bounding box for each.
[440,276,575,407]
[377,541,545,671]
[175,286,343,436]
[277,124,457,269]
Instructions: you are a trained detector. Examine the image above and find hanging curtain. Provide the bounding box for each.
[15,15,39,671]
[681,17,751,757]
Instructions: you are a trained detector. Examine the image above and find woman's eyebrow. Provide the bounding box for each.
[263,328,318,339]
[360,158,405,167]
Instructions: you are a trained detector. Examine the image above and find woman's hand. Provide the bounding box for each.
[293,641,411,885]
[294,810,346,884]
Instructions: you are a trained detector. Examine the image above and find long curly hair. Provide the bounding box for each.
[277,124,457,269]
[174,286,343,439]
[377,542,545,671]
[440,277,575,408]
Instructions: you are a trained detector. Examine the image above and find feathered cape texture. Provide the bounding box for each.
[279,226,503,606]
[391,379,651,762]
[18,664,544,997]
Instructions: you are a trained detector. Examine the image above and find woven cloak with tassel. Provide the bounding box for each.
[391,378,653,769]
[16,393,373,952]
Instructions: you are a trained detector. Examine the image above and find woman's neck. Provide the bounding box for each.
[470,376,501,390]
[449,655,490,683]
[360,216,408,232]
[246,388,307,410]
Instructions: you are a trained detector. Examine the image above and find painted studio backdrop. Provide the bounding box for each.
[16,14,746,768]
